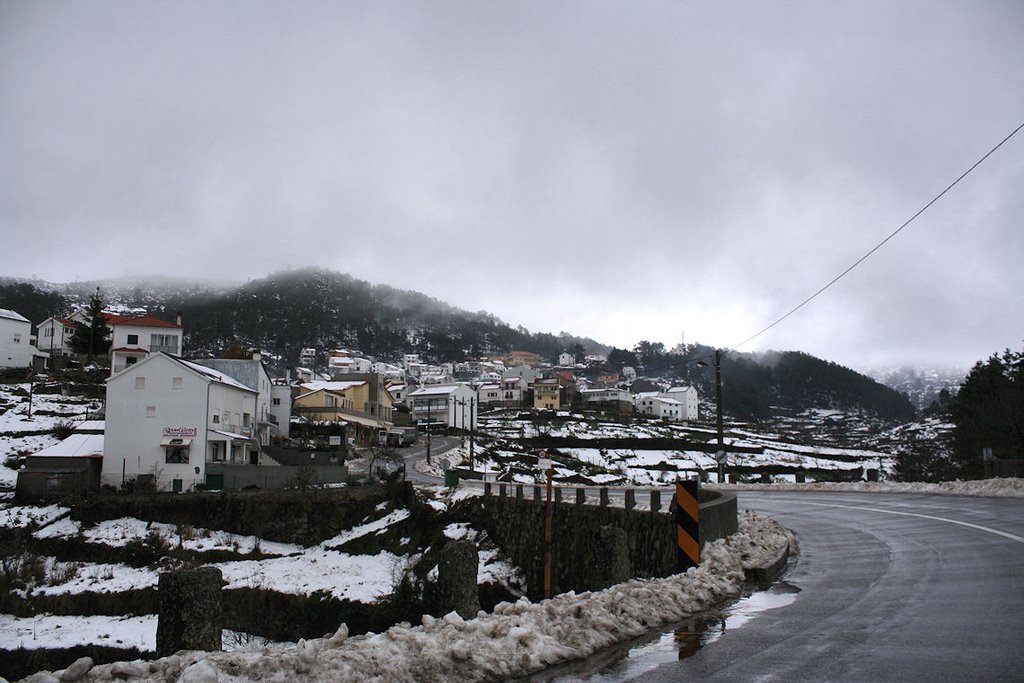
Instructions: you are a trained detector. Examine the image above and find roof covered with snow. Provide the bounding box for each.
[0,308,30,323]
[31,433,104,458]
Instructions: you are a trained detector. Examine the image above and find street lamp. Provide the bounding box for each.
[697,349,725,483]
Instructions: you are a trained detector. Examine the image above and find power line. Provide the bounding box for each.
[732,120,1024,351]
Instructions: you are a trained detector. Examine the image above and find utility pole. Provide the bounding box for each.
[715,349,725,483]
[469,397,476,470]
[426,398,432,464]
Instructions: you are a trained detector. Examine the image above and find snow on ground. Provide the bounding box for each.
[0,504,69,529]
[18,560,160,597]
[0,383,99,488]
[0,614,282,654]
[34,517,302,556]
[320,509,411,549]
[0,614,155,652]
[57,512,790,683]
[216,548,408,602]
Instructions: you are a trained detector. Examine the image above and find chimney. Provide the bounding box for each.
[175,311,183,327]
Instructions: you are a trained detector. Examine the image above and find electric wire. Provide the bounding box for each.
[732,120,1024,351]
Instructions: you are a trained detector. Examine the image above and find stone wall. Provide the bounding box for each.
[469,487,737,601]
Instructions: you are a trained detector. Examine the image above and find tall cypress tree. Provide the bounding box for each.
[68,290,112,362]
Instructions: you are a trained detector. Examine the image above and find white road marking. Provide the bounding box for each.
[745,497,1024,544]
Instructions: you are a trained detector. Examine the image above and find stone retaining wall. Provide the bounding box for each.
[471,486,737,601]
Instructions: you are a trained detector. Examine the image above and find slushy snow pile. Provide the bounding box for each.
[18,512,791,683]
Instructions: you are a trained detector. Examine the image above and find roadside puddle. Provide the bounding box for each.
[526,581,801,682]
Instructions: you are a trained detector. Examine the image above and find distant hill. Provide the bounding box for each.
[0,269,915,420]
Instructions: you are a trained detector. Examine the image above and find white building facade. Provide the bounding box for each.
[662,386,699,421]
[0,309,40,369]
[637,395,687,422]
[102,353,259,492]
[109,315,183,375]
[408,384,478,430]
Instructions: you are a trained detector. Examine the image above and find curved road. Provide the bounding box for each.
[563,490,1024,682]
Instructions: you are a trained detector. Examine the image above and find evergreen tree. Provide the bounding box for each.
[68,290,112,361]
[950,347,1024,478]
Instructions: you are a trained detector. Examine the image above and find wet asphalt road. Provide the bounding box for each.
[400,435,458,484]
[617,491,1024,682]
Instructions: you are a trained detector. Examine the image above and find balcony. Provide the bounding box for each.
[149,344,179,354]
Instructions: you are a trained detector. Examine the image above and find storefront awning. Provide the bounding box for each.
[160,437,193,447]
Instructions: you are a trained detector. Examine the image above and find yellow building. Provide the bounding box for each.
[533,379,562,410]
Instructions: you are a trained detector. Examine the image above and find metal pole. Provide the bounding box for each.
[426,398,432,464]
[469,397,475,470]
[544,455,553,599]
[715,349,725,483]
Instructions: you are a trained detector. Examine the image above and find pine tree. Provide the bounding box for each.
[950,347,1024,478]
[68,290,112,362]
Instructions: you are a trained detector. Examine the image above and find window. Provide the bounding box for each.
[212,411,220,424]
[127,334,139,345]
[172,377,183,389]
[135,377,146,390]
[164,439,190,464]
[243,413,251,427]
[150,333,179,354]
[146,406,156,418]
[13,334,20,344]
[272,398,281,406]
[126,356,138,367]
[210,442,224,462]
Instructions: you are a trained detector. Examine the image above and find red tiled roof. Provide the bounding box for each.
[110,314,181,329]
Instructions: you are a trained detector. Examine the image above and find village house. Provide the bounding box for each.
[35,316,76,358]
[476,382,502,408]
[500,375,527,407]
[533,378,563,410]
[636,395,687,422]
[407,384,478,430]
[102,352,261,492]
[0,309,45,369]
[195,354,279,445]
[292,379,394,444]
[580,387,634,414]
[108,313,183,375]
[558,352,575,367]
[662,386,699,421]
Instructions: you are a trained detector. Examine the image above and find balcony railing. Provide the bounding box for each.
[150,344,179,354]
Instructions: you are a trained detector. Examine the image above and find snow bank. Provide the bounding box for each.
[63,513,791,683]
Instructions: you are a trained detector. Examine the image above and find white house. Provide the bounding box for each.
[662,386,699,421]
[476,382,502,408]
[407,384,478,430]
[195,355,277,445]
[270,382,293,438]
[499,376,527,407]
[558,352,574,367]
[108,314,183,375]
[637,395,687,422]
[102,352,260,492]
[622,366,637,382]
[36,317,76,358]
[0,309,43,369]
[503,364,540,385]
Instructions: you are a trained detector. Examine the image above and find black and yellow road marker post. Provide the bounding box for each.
[674,479,700,570]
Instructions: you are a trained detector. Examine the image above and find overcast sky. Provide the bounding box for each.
[2,1,1022,372]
